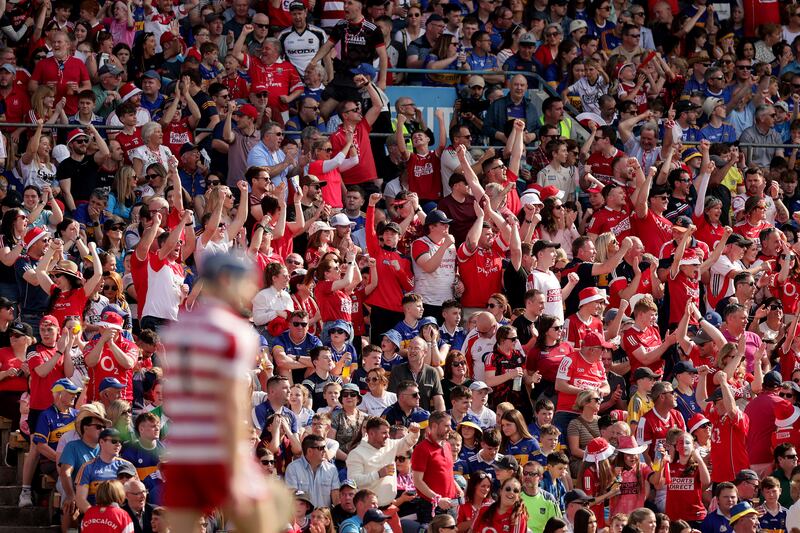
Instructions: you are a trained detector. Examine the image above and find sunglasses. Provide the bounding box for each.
[261,459,275,465]
[523,471,542,477]
[208,180,221,186]
[257,92,269,97]
[255,23,269,28]
[451,361,466,367]
[503,487,521,493]
[396,456,409,462]
[366,377,382,383]
[330,329,347,335]
[102,285,118,291]
[146,173,160,179]
[506,337,519,341]
[784,454,798,460]
[292,322,309,327]
[780,392,795,399]
[109,224,125,231]
[104,439,122,444]
[404,392,420,398]
[341,391,360,398]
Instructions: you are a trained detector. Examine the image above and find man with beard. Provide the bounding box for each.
[56,126,111,213]
[29,30,91,116]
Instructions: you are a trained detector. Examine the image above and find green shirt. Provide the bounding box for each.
[521,490,562,532]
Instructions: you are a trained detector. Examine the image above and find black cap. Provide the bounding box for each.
[426,13,445,24]
[673,361,698,375]
[764,370,783,389]
[204,12,223,23]
[99,428,122,440]
[726,233,753,247]
[180,142,199,156]
[382,221,402,234]
[8,322,32,337]
[733,469,759,484]
[674,100,699,115]
[116,462,138,478]
[564,489,593,505]
[531,240,561,257]
[289,0,307,9]
[363,509,391,525]
[495,455,519,470]
[0,296,14,309]
[673,215,693,228]
[708,387,724,402]
[632,367,658,380]
[425,209,452,225]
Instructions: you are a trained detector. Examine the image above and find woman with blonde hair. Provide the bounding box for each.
[592,232,619,288]
[567,389,602,476]
[203,184,235,224]
[486,293,512,325]
[309,507,335,533]
[80,480,132,531]
[17,120,57,190]
[107,165,137,219]
[28,85,68,131]
[107,399,134,443]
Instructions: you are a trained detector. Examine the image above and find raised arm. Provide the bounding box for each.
[82,242,103,296]
[363,79,383,127]
[227,181,250,239]
[508,119,524,176]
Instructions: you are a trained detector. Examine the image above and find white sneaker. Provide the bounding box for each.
[18,490,32,508]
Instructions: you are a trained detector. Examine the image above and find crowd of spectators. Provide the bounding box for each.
[3,0,800,532]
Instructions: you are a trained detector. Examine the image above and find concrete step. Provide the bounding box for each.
[0,527,59,532]
[0,486,20,506]
[0,505,53,526]
[0,468,17,486]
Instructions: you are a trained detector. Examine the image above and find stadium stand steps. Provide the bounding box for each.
[0,419,59,531]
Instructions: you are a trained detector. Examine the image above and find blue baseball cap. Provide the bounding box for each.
[350,63,377,79]
[99,377,125,392]
[52,378,81,394]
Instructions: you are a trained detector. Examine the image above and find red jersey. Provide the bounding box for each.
[586,148,623,185]
[636,408,686,459]
[162,300,260,466]
[27,345,66,410]
[85,336,138,402]
[164,118,194,158]
[563,313,603,349]
[130,252,151,319]
[30,56,89,115]
[705,404,749,483]
[314,279,352,323]
[242,56,302,115]
[80,504,133,533]
[0,85,31,132]
[667,271,700,326]
[554,351,606,413]
[268,0,306,30]
[48,287,88,329]
[608,265,656,309]
[408,151,443,201]
[631,210,672,256]
[779,348,800,382]
[350,284,367,337]
[330,120,377,185]
[733,219,771,247]
[115,128,143,164]
[581,466,608,529]
[525,342,574,382]
[473,504,527,533]
[770,275,800,315]
[664,461,707,522]
[223,73,250,101]
[623,325,665,377]
[772,423,800,451]
[457,237,508,308]
[692,214,725,250]
[0,348,28,392]
[364,206,414,312]
[588,206,631,238]
[658,240,710,261]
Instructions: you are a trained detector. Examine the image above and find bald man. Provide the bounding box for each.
[462,312,498,381]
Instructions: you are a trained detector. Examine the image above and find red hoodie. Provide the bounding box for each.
[365,206,414,312]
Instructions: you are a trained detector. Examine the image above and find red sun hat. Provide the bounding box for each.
[687,413,711,434]
[66,128,89,145]
[119,82,142,103]
[539,185,565,201]
[23,227,49,248]
[775,399,800,428]
[578,287,608,307]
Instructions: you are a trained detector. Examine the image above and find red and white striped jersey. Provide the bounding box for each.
[162,300,258,465]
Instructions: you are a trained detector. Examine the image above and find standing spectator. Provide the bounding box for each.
[84,310,137,403]
[75,428,135,513]
[57,126,111,213]
[411,411,461,523]
[636,381,687,463]
[29,30,91,116]
[411,210,457,318]
[743,371,783,477]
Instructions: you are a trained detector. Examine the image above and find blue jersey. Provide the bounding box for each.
[454,457,469,477]
[143,470,164,506]
[58,439,99,481]
[389,321,420,352]
[33,406,77,450]
[381,403,430,429]
[76,455,136,504]
[459,443,478,462]
[540,471,567,512]
[121,439,165,480]
[759,506,787,533]
[274,332,322,357]
[253,403,299,434]
[701,509,734,533]
[465,452,501,480]
[326,342,358,366]
[504,437,541,466]
[440,326,466,351]
[380,354,405,372]
[675,390,702,424]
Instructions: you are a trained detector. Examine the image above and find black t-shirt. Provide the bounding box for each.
[189,91,219,150]
[502,262,528,310]
[56,156,100,205]
[331,505,355,528]
[512,314,536,347]
[328,19,384,80]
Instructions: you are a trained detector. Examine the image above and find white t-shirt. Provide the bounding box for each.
[359,391,397,417]
[130,144,173,173]
[440,147,475,196]
[529,269,564,321]
[537,164,578,201]
[16,159,57,190]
